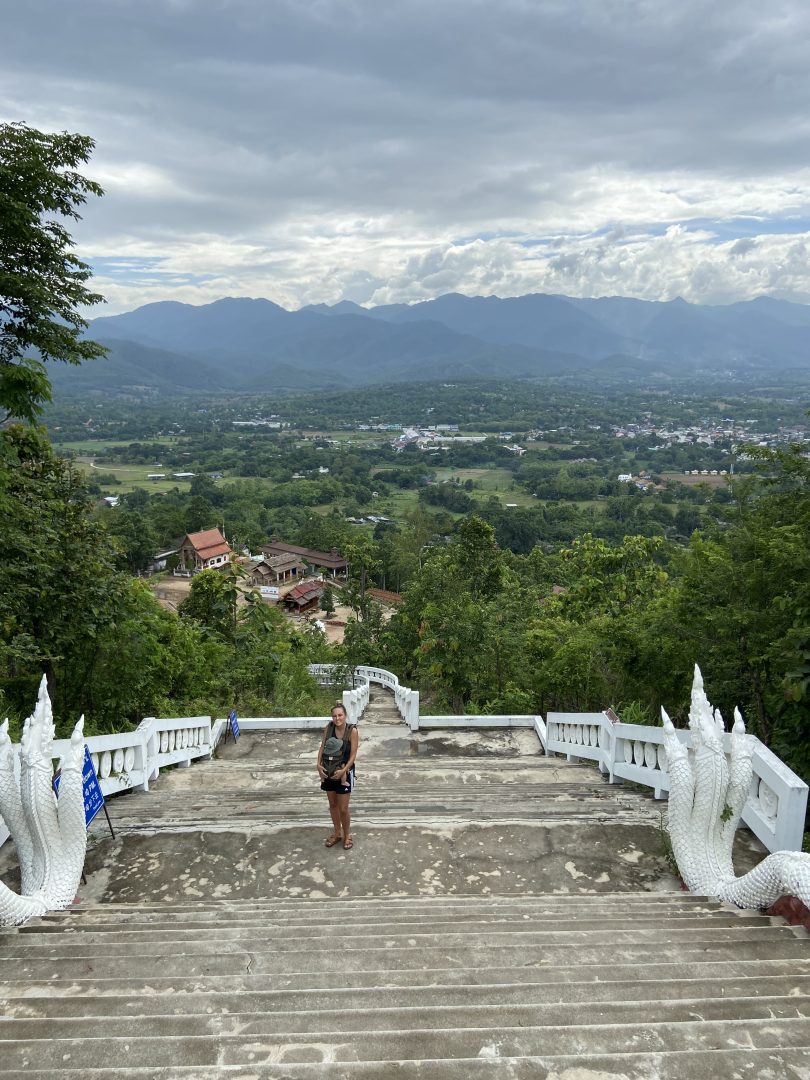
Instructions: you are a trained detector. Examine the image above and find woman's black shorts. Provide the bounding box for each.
[321,766,355,794]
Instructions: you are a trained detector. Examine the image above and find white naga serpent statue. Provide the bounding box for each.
[663,666,810,910]
[0,677,87,927]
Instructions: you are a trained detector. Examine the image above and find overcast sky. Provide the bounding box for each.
[4,0,810,313]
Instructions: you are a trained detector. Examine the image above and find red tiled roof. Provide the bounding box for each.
[183,528,232,560]
[367,587,403,605]
[285,581,324,602]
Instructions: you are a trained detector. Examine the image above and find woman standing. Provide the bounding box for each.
[318,702,359,850]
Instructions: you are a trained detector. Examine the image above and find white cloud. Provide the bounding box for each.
[4,0,810,311]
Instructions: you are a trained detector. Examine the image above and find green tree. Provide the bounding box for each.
[104,508,159,573]
[386,517,514,711]
[0,426,211,733]
[179,567,239,639]
[321,583,336,619]
[342,534,382,620]
[1,122,106,421]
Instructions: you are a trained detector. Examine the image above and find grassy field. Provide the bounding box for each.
[54,437,193,494]
[378,489,421,519]
[662,471,728,488]
[433,466,536,507]
[75,459,193,494]
[56,438,175,454]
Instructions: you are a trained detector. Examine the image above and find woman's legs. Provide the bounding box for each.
[326,791,342,838]
[336,793,351,843]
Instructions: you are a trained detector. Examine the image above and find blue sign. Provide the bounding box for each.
[53,744,106,826]
[228,710,240,739]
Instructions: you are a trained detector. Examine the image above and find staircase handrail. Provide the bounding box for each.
[545,710,808,854]
[0,715,215,850]
[307,663,419,728]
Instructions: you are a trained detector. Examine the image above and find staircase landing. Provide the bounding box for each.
[1,688,801,1077]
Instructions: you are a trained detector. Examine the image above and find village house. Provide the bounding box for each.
[248,552,306,587]
[283,580,324,615]
[177,528,232,573]
[261,540,348,577]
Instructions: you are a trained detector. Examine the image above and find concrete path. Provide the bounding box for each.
[1,687,804,1078]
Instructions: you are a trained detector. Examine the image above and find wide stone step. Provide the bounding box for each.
[3,1048,810,1080]
[5,957,809,998]
[2,1016,810,1069]
[2,936,807,978]
[5,974,809,1017]
[8,921,787,953]
[6,992,810,1041]
[31,893,729,917]
[20,911,770,935]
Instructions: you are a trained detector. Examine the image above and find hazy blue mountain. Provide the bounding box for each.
[47,337,228,396]
[361,292,810,372]
[69,297,587,398]
[90,297,301,355]
[360,292,635,359]
[58,290,810,400]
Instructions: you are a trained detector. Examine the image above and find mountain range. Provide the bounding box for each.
[47,292,810,398]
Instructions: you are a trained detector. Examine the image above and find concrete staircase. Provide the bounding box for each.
[2,894,810,1077]
[2,688,809,1076]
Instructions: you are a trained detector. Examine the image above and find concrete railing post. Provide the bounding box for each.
[408,690,420,731]
[773,781,809,852]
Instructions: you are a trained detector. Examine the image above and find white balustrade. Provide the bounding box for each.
[544,710,808,854]
[5,666,803,862]
[308,663,419,729]
[0,714,214,850]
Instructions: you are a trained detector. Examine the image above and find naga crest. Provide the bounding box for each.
[0,678,88,927]
[663,665,810,912]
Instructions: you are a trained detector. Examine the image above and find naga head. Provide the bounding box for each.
[732,706,746,735]
[59,716,86,776]
[660,705,688,769]
[0,718,13,775]
[20,676,55,771]
[688,664,724,754]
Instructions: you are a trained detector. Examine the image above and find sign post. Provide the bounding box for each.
[224,709,240,744]
[53,745,114,839]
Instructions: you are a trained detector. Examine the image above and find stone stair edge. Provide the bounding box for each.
[4,975,809,1015]
[4,957,808,995]
[17,914,771,936]
[2,1048,810,1080]
[8,922,789,952]
[29,892,725,910]
[2,1015,810,1067]
[3,939,807,973]
[4,990,809,1029]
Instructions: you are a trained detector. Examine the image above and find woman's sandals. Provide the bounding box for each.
[343,836,354,850]
[324,834,342,848]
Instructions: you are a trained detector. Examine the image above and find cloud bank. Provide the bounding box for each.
[4,0,810,312]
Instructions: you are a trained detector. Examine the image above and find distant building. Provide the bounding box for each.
[283,580,324,615]
[366,587,403,606]
[177,528,232,573]
[147,549,178,574]
[262,540,348,577]
[249,552,305,586]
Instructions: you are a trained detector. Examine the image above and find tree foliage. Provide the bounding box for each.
[1,122,106,421]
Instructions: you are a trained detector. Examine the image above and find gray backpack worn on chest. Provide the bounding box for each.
[321,723,350,776]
